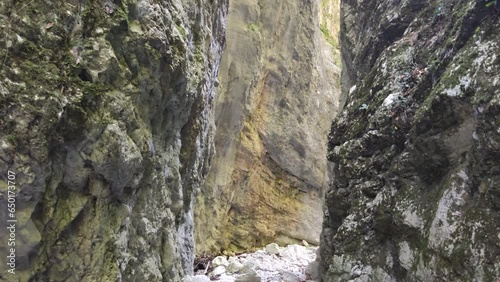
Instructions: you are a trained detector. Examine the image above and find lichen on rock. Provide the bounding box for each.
[320,0,500,281]
[0,0,227,280]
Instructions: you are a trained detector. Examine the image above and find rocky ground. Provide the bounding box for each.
[184,244,319,282]
[320,1,500,281]
[194,0,341,255]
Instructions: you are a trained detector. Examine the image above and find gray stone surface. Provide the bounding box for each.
[265,243,281,255]
[320,0,500,281]
[0,0,227,280]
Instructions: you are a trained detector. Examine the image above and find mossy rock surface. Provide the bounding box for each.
[194,0,342,256]
[0,0,228,280]
[320,0,500,281]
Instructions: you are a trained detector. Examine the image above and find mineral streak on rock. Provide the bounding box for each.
[194,0,342,255]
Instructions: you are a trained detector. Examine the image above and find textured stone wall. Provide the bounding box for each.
[320,0,500,281]
[0,0,227,281]
[195,0,341,255]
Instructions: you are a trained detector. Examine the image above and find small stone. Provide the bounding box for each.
[265,243,280,255]
[6,40,12,48]
[227,257,244,273]
[212,255,229,267]
[302,240,309,246]
[210,265,226,276]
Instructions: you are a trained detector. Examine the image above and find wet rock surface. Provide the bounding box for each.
[321,0,500,281]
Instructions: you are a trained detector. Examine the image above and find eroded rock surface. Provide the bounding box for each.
[320,0,500,281]
[0,0,227,280]
[195,0,341,255]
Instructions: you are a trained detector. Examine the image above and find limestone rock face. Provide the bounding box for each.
[0,0,227,280]
[320,0,500,281]
[194,0,341,254]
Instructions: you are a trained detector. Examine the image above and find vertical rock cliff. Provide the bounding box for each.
[194,0,341,255]
[0,0,226,280]
[321,0,500,281]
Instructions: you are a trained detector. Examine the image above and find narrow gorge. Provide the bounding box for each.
[0,0,499,282]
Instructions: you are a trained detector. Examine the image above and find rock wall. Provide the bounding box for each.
[320,0,500,281]
[195,0,341,255]
[0,0,226,281]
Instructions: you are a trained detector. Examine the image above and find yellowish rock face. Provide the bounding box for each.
[195,0,341,255]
